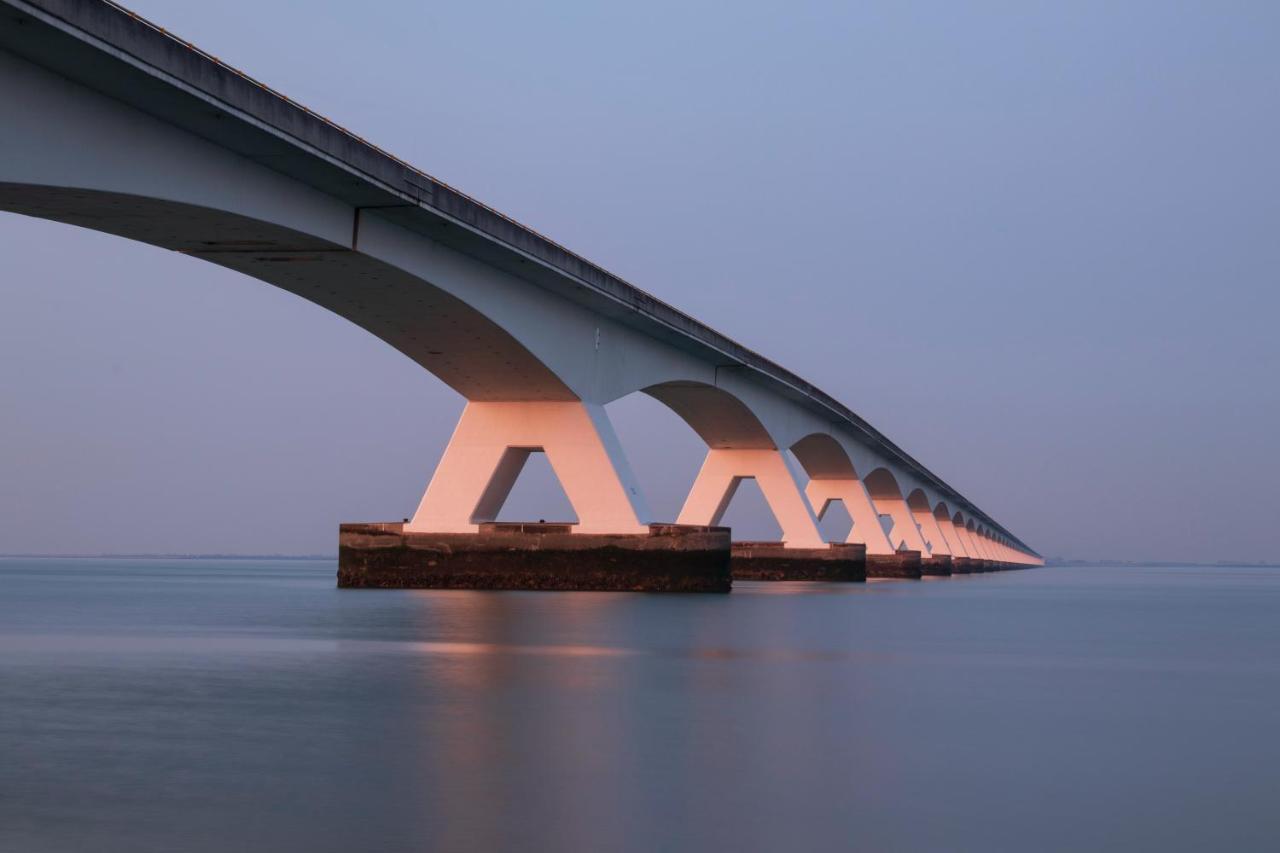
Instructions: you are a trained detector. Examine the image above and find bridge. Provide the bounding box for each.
[0,0,1042,589]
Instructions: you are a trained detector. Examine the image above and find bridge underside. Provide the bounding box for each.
[0,184,574,401]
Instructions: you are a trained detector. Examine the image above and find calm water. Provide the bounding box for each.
[2,559,1278,852]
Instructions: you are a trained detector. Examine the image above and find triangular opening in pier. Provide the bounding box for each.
[494,451,577,524]
[719,477,783,541]
[815,498,853,543]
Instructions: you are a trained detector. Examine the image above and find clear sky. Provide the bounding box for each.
[2,0,1277,561]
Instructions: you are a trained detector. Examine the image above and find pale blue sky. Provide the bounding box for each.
[2,0,1277,561]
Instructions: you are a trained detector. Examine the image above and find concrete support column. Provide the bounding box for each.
[872,495,930,555]
[935,510,970,558]
[912,505,952,556]
[407,401,650,535]
[805,479,896,555]
[677,448,825,549]
[972,529,994,561]
[956,520,983,560]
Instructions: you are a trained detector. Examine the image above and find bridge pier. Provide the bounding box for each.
[805,478,896,554]
[909,494,953,563]
[730,542,866,582]
[407,401,650,535]
[339,522,731,592]
[867,490,931,557]
[676,448,826,549]
[866,551,923,579]
[935,510,970,562]
[803,479,923,579]
[921,554,953,576]
[349,401,733,591]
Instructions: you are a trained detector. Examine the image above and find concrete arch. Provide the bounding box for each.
[788,432,898,553]
[0,184,576,402]
[656,384,825,547]
[0,42,677,408]
[642,381,775,449]
[791,433,858,480]
[933,502,968,558]
[906,489,951,556]
[966,519,991,561]
[980,526,998,561]
[863,469,929,554]
[905,489,932,512]
[954,512,981,561]
[863,468,901,500]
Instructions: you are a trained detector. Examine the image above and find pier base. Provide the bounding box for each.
[338,522,731,592]
[921,555,953,577]
[731,542,866,582]
[951,557,975,574]
[866,550,923,579]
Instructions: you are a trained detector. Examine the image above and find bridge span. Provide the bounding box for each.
[0,0,1042,588]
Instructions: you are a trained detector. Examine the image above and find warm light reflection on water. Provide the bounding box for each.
[3,558,1280,852]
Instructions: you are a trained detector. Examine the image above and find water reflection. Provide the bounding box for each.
[3,560,1280,852]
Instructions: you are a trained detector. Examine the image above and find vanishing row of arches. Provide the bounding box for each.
[409,381,1038,565]
[0,187,1035,564]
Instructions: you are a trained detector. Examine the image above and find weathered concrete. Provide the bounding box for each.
[866,550,923,580]
[951,557,975,575]
[338,522,731,592]
[920,554,952,577]
[731,541,866,582]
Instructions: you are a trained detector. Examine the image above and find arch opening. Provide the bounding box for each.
[642,381,775,450]
[790,433,858,480]
[856,468,929,554]
[604,389,715,523]
[863,468,905,501]
[906,488,947,555]
[905,489,932,515]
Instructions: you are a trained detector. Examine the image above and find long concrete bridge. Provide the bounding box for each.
[0,0,1042,589]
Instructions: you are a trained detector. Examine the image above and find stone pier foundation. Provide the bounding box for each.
[921,554,952,576]
[338,522,731,592]
[866,550,923,579]
[731,542,866,582]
